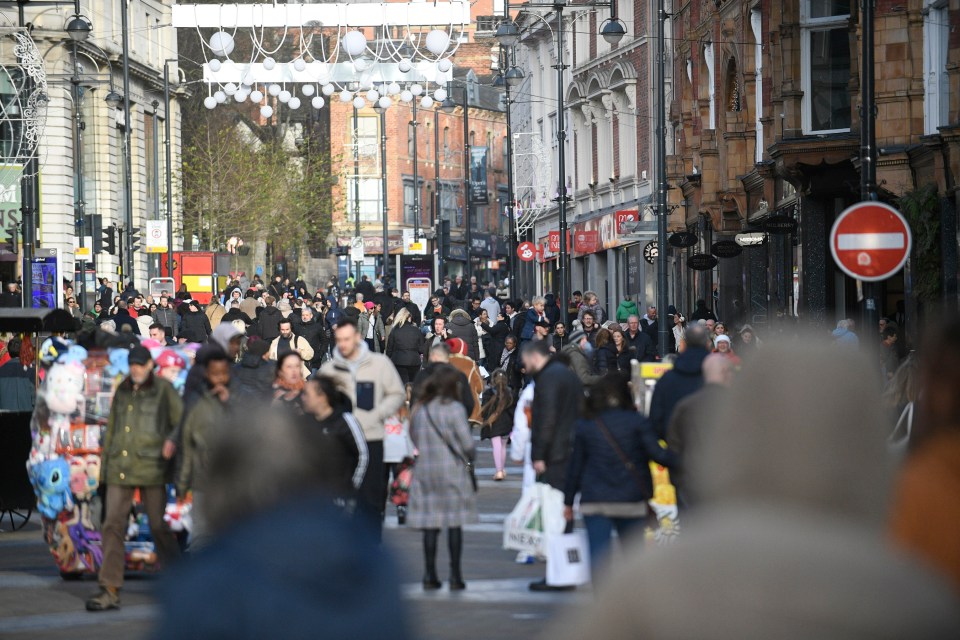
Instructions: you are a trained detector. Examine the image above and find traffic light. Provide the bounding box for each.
[439,218,451,252]
[2,225,18,254]
[87,214,103,253]
[129,229,141,253]
[102,225,116,255]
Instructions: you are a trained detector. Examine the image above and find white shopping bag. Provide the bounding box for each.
[546,529,592,587]
[502,483,566,556]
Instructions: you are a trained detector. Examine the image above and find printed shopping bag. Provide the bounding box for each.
[503,483,565,556]
[546,529,592,587]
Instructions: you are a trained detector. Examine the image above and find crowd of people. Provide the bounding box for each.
[4,269,958,635]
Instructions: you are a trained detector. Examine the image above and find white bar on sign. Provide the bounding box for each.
[836,233,904,251]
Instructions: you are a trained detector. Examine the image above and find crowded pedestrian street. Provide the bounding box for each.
[2,0,960,638]
[1,443,580,640]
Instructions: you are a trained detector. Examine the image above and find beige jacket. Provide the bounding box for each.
[319,341,405,441]
[269,334,315,378]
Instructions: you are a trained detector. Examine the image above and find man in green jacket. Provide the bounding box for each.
[87,345,183,612]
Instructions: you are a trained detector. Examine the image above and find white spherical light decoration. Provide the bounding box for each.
[366,89,380,102]
[241,71,255,86]
[341,30,367,57]
[224,82,238,96]
[425,30,450,56]
[288,97,301,110]
[302,84,315,97]
[410,84,423,96]
[378,96,393,110]
[398,58,412,73]
[400,89,413,103]
[322,84,336,96]
[208,59,222,72]
[293,58,306,72]
[433,88,448,102]
[268,84,282,97]
[353,58,371,73]
[437,59,453,73]
[203,96,217,110]
[209,31,235,57]
[234,90,248,103]
[420,96,434,109]
[312,96,325,110]
[278,89,292,103]
[339,89,353,103]
[249,89,264,103]
[214,90,227,104]
[260,105,274,118]
[387,82,401,95]
[262,56,276,71]
[352,96,366,110]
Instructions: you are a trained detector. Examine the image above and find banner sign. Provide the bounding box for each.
[469,146,488,204]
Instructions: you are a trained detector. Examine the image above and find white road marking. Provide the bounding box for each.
[401,578,588,604]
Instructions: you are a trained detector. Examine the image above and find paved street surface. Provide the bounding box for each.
[0,440,584,639]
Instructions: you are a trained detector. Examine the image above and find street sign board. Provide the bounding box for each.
[146,220,168,254]
[350,236,365,262]
[517,241,537,262]
[830,201,911,282]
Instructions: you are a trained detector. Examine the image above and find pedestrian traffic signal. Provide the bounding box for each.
[102,225,116,255]
[2,225,18,254]
[129,229,141,253]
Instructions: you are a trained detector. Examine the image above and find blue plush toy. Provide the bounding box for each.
[29,458,73,520]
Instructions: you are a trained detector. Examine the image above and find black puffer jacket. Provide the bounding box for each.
[232,353,276,397]
[648,346,708,438]
[446,310,479,362]
[257,306,283,341]
[295,317,327,366]
[179,309,211,343]
[385,322,424,368]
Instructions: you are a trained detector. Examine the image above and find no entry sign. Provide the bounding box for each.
[830,202,912,282]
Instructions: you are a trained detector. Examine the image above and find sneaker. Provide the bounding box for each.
[515,552,535,564]
[529,579,576,592]
[86,587,120,612]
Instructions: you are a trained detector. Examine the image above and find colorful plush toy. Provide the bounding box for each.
[40,362,86,449]
[29,458,73,520]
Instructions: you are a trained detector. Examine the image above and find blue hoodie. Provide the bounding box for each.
[326,298,343,328]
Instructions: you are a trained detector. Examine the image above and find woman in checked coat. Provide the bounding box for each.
[408,364,478,591]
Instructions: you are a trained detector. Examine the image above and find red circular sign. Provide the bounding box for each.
[830,202,912,282]
[517,241,537,262]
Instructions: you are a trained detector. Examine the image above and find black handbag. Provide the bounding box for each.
[424,408,478,492]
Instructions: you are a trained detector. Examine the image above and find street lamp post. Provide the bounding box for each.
[120,0,135,283]
[70,40,87,311]
[461,84,472,282]
[352,104,362,280]
[655,1,670,357]
[377,106,389,284]
[163,60,176,278]
[411,98,420,241]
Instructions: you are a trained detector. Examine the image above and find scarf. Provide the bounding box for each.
[273,376,305,402]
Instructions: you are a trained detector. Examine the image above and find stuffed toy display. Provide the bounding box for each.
[27,337,194,578]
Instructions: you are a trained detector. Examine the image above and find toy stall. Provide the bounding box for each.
[26,333,195,578]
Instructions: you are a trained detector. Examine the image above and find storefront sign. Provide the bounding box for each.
[626,244,641,293]
[711,240,742,258]
[338,235,404,255]
[573,229,600,254]
[445,243,467,261]
[644,241,659,264]
[668,231,698,248]
[469,146,489,204]
[688,253,719,271]
[615,210,639,234]
[470,232,494,256]
[517,241,537,262]
[763,214,798,235]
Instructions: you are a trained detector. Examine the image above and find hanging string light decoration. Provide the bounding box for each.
[172,2,469,113]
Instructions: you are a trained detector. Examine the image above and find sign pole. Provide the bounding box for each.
[860,0,880,333]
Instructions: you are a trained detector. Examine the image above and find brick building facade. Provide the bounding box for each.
[669,0,959,336]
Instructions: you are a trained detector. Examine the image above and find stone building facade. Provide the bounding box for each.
[0,0,183,304]
[669,0,959,334]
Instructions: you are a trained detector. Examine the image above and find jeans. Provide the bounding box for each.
[582,514,644,573]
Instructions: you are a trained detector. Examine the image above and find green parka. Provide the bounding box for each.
[102,373,183,486]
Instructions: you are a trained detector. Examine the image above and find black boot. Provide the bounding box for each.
[397,505,407,526]
[422,529,441,590]
[448,527,465,590]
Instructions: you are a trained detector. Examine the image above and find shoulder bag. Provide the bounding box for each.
[425,407,478,492]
